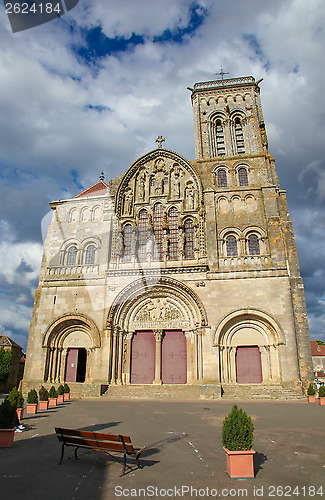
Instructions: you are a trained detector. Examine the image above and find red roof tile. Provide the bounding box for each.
[73,181,108,199]
[311,340,325,356]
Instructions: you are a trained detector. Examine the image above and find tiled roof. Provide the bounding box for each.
[73,181,108,199]
[0,335,23,349]
[311,340,325,357]
[315,370,325,378]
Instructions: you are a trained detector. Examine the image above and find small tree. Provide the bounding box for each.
[63,383,70,394]
[319,385,325,398]
[0,348,12,382]
[222,404,254,451]
[49,386,58,399]
[57,384,64,396]
[8,387,24,409]
[27,389,38,404]
[0,399,16,429]
[307,383,316,396]
[39,386,49,402]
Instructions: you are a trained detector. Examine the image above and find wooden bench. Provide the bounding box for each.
[55,427,144,476]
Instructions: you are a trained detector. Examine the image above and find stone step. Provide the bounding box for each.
[102,384,222,400]
[221,384,305,400]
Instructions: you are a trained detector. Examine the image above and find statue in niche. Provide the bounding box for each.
[185,183,196,210]
[137,171,146,202]
[162,228,169,256]
[154,170,165,195]
[171,165,182,198]
[146,228,155,261]
[123,188,133,215]
[115,228,124,265]
[178,227,185,257]
[193,225,200,256]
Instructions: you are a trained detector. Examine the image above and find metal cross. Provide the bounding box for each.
[99,171,105,181]
[216,66,229,80]
[155,136,165,148]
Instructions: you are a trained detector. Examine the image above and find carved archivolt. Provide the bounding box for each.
[214,309,285,347]
[42,313,101,349]
[107,276,207,332]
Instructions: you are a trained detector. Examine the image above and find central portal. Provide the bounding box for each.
[162,330,187,384]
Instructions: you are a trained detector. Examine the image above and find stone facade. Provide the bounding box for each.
[23,76,313,397]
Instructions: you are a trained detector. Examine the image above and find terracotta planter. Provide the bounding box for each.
[57,395,64,403]
[49,398,57,406]
[26,403,38,414]
[0,428,16,448]
[39,400,49,410]
[223,447,255,479]
[307,395,316,403]
[63,393,70,401]
[319,397,325,405]
[16,407,24,420]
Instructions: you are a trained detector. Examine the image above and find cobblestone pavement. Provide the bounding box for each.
[0,398,324,499]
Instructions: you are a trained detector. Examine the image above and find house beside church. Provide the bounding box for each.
[23,76,313,398]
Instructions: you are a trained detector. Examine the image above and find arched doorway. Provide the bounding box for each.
[215,310,285,384]
[42,314,101,383]
[107,276,207,385]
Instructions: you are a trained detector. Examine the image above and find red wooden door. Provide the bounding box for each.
[236,346,262,383]
[131,331,155,384]
[162,330,187,384]
[65,348,78,382]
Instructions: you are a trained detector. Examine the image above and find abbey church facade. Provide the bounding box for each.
[23,76,313,397]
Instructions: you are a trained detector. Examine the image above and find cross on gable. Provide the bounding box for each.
[156,135,165,148]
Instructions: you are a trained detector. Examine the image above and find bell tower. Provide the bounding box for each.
[190,76,269,161]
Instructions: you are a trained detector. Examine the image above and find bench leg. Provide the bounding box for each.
[58,443,65,465]
[121,452,127,476]
[74,446,80,461]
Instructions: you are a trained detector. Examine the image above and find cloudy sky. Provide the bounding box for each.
[0,0,324,351]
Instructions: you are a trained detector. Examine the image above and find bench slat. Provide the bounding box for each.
[56,428,131,443]
[56,435,135,453]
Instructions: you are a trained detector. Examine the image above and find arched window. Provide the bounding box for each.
[248,234,260,255]
[238,167,248,186]
[226,235,238,256]
[217,169,227,188]
[123,224,132,261]
[85,244,95,265]
[153,203,163,260]
[138,209,148,261]
[234,118,245,154]
[66,246,77,265]
[168,207,179,260]
[216,119,225,156]
[184,219,194,259]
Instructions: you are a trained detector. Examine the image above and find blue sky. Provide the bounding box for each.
[0,0,325,351]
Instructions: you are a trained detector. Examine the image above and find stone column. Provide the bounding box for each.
[59,348,67,382]
[105,328,112,383]
[259,346,269,382]
[117,330,124,384]
[229,347,237,383]
[46,347,53,382]
[153,330,163,384]
[110,328,119,384]
[271,344,281,381]
[185,331,195,383]
[124,333,134,385]
[197,333,203,380]
[52,347,59,382]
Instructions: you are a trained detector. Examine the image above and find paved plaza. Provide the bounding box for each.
[0,398,324,499]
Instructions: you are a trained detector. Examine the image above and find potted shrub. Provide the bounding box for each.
[8,387,24,421]
[0,399,17,447]
[222,404,255,479]
[319,385,325,405]
[63,383,70,401]
[49,386,58,406]
[307,383,316,402]
[26,389,38,414]
[57,384,65,403]
[38,386,49,410]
